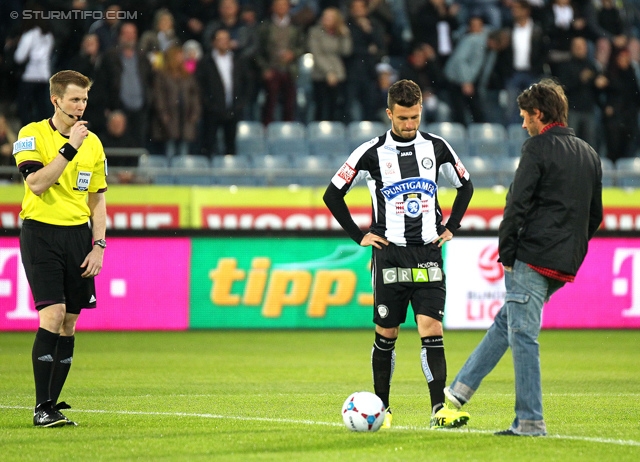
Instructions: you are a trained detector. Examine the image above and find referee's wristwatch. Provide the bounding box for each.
[93,239,107,249]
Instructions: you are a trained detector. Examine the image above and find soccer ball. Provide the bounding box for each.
[341,391,386,432]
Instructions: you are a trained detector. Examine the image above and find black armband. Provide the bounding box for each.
[58,143,78,161]
[19,162,43,179]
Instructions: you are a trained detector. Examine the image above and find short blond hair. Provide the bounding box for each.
[50,70,92,98]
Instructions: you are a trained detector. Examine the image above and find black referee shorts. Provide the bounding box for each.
[20,219,97,314]
[372,242,446,328]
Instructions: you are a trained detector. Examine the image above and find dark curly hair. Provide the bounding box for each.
[387,79,422,111]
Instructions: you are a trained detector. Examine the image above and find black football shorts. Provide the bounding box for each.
[20,219,97,314]
[372,242,446,328]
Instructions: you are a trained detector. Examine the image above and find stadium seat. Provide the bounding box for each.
[211,154,255,186]
[600,157,615,187]
[426,122,468,156]
[508,139,525,158]
[427,121,466,140]
[292,155,335,186]
[507,123,529,142]
[307,121,349,158]
[138,153,168,169]
[328,153,348,171]
[170,155,213,185]
[266,121,309,157]
[469,122,508,140]
[252,154,295,186]
[137,154,172,184]
[468,123,509,159]
[460,156,498,188]
[616,157,640,188]
[347,121,386,151]
[497,157,520,187]
[507,123,529,157]
[236,121,266,158]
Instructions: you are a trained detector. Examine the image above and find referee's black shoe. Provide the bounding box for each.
[54,401,78,426]
[33,401,67,428]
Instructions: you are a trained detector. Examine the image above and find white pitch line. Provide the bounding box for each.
[2,405,639,447]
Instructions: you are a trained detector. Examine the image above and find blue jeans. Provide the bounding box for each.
[449,260,564,435]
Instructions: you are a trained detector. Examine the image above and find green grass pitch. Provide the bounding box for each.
[1,330,639,461]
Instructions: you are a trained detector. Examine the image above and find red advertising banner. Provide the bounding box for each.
[0,204,181,230]
[106,205,180,229]
[200,206,370,230]
[1,185,640,230]
[199,205,640,232]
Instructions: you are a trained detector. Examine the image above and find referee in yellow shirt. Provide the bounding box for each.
[13,70,108,427]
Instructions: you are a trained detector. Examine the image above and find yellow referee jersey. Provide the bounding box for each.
[13,119,108,226]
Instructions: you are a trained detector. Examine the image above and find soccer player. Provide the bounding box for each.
[13,70,108,427]
[324,79,474,429]
[444,79,603,436]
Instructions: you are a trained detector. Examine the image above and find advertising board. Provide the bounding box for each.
[189,237,378,328]
[0,237,190,331]
[444,238,640,329]
[1,235,638,330]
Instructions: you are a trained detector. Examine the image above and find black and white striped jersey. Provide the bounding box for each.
[326,129,473,246]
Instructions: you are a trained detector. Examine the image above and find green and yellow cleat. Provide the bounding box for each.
[430,405,470,429]
[380,408,393,429]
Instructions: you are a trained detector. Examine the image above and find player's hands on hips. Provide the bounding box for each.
[80,247,104,278]
[69,121,89,150]
[361,232,389,249]
[432,229,453,247]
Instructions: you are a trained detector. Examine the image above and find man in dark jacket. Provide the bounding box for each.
[502,0,547,124]
[443,79,603,437]
[91,22,154,146]
[196,28,247,156]
[555,36,608,149]
[344,0,386,122]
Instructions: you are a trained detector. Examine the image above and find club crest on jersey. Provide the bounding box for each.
[421,158,434,169]
[380,177,437,200]
[13,136,35,155]
[395,195,429,218]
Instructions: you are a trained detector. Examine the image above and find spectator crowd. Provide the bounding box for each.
[1,0,640,181]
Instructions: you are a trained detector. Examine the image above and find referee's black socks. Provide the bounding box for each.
[32,327,59,407]
[50,335,75,405]
[372,332,396,409]
[421,335,446,413]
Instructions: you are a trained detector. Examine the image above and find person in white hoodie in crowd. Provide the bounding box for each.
[14,8,55,126]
